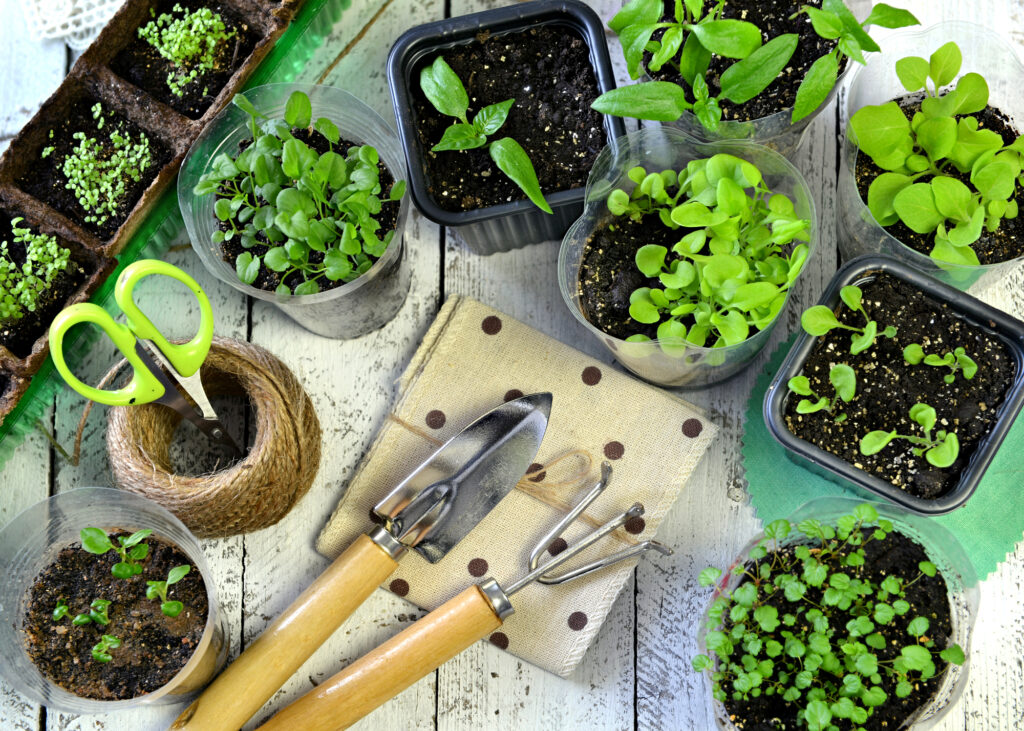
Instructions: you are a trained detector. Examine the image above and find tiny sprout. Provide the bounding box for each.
[92,634,121,663]
[72,598,111,626]
[80,527,152,578]
[788,365,856,421]
[52,600,69,622]
[903,344,978,383]
[146,564,191,617]
[801,286,897,354]
[859,403,960,468]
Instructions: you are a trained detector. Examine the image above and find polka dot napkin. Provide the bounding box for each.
[316,296,717,677]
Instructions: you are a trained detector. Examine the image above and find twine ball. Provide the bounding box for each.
[106,337,321,538]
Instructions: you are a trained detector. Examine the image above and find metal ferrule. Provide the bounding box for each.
[368,525,408,560]
[477,578,514,620]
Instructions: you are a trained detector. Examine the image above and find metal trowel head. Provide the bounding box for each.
[372,393,552,563]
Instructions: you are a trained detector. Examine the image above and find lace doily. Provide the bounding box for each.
[23,0,125,50]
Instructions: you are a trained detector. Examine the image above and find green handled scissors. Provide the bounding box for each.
[49,259,242,457]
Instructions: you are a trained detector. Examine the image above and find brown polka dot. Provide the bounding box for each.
[489,632,509,650]
[548,538,568,556]
[389,579,409,597]
[581,366,602,385]
[603,441,624,460]
[624,516,646,535]
[568,611,588,631]
[425,410,446,429]
[504,389,524,402]
[482,316,502,335]
[682,418,703,438]
[468,558,489,577]
[526,462,546,482]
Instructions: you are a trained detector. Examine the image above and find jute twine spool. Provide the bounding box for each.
[105,336,321,538]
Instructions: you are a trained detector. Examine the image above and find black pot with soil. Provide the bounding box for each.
[387,0,626,254]
[765,255,1024,514]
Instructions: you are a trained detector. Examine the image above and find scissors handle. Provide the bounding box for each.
[116,260,214,378]
[49,304,166,407]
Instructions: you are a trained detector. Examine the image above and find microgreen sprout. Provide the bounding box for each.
[419,56,551,213]
[903,343,978,383]
[52,600,69,622]
[788,364,856,422]
[860,403,960,468]
[71,598,111,627]
[801,285,897,354]
[92,634,121,663]
[0,217,75,322]
[138,4,236,97]
[80,527,152,579]
[146,564,191,617]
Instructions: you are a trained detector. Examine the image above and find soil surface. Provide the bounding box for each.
[855,99,1024,265]
[785,272,1016,498]
[648,0,848,123]
[410,24,607,212]
[722,530,955,730]
[22,530,208,700]
[19,98,169,242]
[110,0,259,120]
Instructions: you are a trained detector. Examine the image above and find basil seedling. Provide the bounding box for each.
[138,3,237,98]
[52,600,70,622]
[903,343,977,383]
[80,527,152,579]
[146,564,192,617]
[92,634,121,663]
[801,285,897,354]
[860,403,960,468]
[788,364,856,422]
[72,598,112,627]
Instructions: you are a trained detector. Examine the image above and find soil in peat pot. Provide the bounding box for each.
[410,24,607,212]
[648,0,847,123]
[215,129,401,294]
[22,531,209,700]
[110,0,260,120]
[722,531,955,730]
[855,99,1024,264]
[785,272,1016,499]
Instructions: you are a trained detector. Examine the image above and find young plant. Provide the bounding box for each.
[146,564,191,617]
[52,600,69,622]
[610,154,810,350]
[851,41,1024,266]
[92,634,121,663]
[71,598,111,627]
[418,57,552,214]
[0,217,75,322]
[138,3,237,97]
[801,285,897,355]
[788,364,856,422]
[903,343,978,383]
[80,527,152,579]
[860,403,960,468]
[593,0,917,131]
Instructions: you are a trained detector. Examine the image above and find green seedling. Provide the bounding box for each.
[418,57,551,214]
[92,634,121,663]
[146,564,191,617]
[692,503,965,730]
[72,598,111,627]
[851,41,1024,266]
[138,3,236,97]
[788,364,856,422]
[52,600,69,622]
[903,343,978,383]
[0,217,74,322]
[860,403,960,468]
[80,527,152,579]
[801,285,897,354]
[593,0,918,131]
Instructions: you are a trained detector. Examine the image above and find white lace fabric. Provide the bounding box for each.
[23,0,125,50]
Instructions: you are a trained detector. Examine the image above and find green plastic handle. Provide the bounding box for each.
[114,259,214,377]
[49,303,166,407]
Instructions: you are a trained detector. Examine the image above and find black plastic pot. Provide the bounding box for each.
[387,0,626,255]
[764,255,1024,515]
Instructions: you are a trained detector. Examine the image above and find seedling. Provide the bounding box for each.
[80,527,152,579]
[788,364,856,422]
[92,634,121,663]
[851,41,1024,266]
[146,564,191,617]
[71,598,111,627]
[52,600,69,622]
[801,285,897,354]
[903,344,978,383]
[860,403,960,468]
[0,217,75,322]
[593,0,918,131]
[418,57,552,214]
[138,4,236,97]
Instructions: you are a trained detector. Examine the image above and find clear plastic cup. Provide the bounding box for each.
[179,83,411,339]
[558,126,818,388]
[0,488,228,714]
[838,22,1024,292]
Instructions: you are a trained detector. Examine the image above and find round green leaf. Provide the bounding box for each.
[895,55,930,92]
[284,91,312,129]
[929,41,963,88]
[926,432,959,468]
[635,244,668,276]
[80,527,112,555]
[894,183,944,234]
[860,430,896,456]
[801,305,840,336]
[829,364,856,402]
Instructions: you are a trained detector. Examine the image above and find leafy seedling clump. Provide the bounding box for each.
[138,3,237,98]
[0,217,76,323]
[147,564,192,617]
[81,527,152,578]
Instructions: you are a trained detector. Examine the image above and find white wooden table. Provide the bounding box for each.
[2,0,1023,729]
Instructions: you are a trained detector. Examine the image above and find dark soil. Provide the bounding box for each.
[855,98,1024,265]
[648,0,848,123]
[723,531,955,730]
[110,0,259,120]
[216,129,400,294]
[411,24,607,212]
[785,272,1016,498]
[22,530,208,700]
[19,98,169,242]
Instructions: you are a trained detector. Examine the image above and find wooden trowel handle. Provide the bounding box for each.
[257,584,504,731]
[170,533,399,731]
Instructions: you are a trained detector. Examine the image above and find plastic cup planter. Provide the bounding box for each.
[838,22,1024,293]
[765,255,1024,515]
[698,497,978,730]
[559,126,818,389]
[387,0,627,255]
[0,488,228,714]
[180,83,412,340]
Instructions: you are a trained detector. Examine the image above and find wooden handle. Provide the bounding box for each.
[170,533,398,731]
[257,585,503,731]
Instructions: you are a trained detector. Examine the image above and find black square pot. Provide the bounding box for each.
[387,0,626,255]
[764,255,1024,515]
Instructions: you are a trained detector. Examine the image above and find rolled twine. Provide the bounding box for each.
[105,336,321,538]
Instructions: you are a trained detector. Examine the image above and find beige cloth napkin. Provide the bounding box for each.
[317,296,717,677]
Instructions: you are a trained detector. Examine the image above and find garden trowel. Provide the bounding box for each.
[170,392,552,731]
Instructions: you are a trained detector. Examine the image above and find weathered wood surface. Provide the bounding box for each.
[0,0,1022,729]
